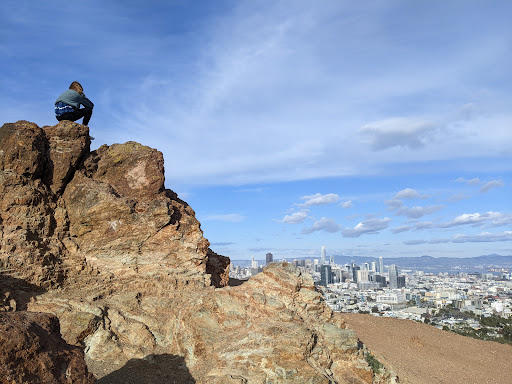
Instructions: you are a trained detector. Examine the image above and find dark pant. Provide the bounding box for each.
[56,107,93,126]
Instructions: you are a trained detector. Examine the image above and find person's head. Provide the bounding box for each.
[69,81,84,94]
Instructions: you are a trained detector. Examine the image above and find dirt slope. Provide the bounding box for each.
[341,313,512,384]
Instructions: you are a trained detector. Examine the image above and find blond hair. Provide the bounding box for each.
[69,81,83,93]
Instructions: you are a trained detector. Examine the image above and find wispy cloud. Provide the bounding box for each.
[395,205,444,219]
[342,218,391,238]
[203,213,246,222]
[392,225,411,234]
[404,231,512,245]
[480,180,504,193]
[454,177,480,185]
[452,231,512,243]
[340,200,353,209]
[302,217,341,234]
[360,118,441,151]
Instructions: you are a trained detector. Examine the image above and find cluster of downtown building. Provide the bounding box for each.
[229,246,406,291]
[317,246,405,290]
[229,246,512,324]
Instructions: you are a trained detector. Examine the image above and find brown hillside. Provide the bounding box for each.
[341,313,512,384]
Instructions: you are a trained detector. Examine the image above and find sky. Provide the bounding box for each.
[1,0,511,261]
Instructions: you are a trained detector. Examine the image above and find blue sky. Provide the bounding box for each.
[2,1,511,261]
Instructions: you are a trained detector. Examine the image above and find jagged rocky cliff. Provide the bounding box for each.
[0,120,396,383]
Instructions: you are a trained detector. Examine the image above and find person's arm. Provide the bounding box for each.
[78,93,94,109]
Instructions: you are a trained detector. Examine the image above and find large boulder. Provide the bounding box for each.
[0,120,226,291]
[0,120,47,179]
[0,311,95,384]
[42,121,90,195]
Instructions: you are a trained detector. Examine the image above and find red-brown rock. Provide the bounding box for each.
[42,120,90,195]
[0,121,47,179]
[0,311,95,384]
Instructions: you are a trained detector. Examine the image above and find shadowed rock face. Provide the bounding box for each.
[0,311,95,384]
[0,120,394,384]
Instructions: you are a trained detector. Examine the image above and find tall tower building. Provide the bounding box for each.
[320,264,332,286]
[388,264,399,289]
[378,257,384,274]
[265,252,273,264]
[321,246,327,265]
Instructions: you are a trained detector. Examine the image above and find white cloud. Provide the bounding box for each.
[342,218,391,238]
[385,198,404,210]
[385,188,441,219]
[300,193,339,207]
[480,180,504,193]
[280,209,309,224]
[441,211,512,228]
[394,188,428,200]
[302,217,341,234]
[340,200,353,209]
[203,213,246,222]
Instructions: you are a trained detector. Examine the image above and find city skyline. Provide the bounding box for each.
[2,1,511,260]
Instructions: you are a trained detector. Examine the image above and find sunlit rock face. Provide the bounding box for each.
[0,120,394,384]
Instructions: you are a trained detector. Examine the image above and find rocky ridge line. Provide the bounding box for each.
[0,120,396,383]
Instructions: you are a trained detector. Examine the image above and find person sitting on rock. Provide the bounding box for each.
[55,81,94,126]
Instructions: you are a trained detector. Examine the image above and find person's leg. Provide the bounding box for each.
[56,107,92,125]
[81,107,93,126]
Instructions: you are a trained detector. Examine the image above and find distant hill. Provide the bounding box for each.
[332,254,512,271]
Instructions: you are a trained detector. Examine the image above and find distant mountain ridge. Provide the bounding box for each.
[332,254,512,271]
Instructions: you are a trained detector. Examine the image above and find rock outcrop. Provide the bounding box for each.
[0,311,95,384]
[0,120,393,383]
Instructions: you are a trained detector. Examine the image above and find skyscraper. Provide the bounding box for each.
[388,264,399,289]
[378,257,384,274]
[320,264,332,286]
[266,252,273,264]
[321,246,327,265]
